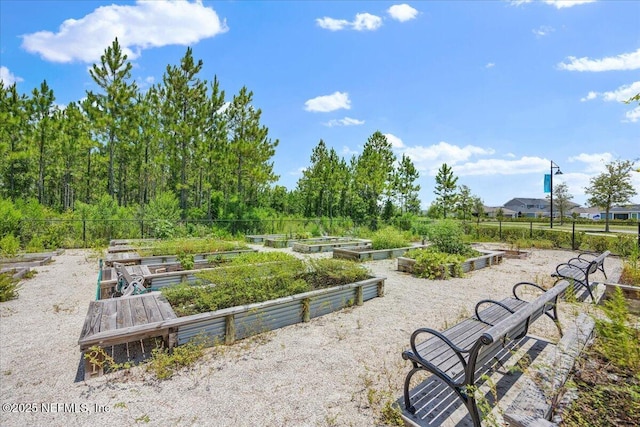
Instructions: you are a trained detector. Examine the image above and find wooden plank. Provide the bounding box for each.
[99,300,117,334]
[142,294,163,323]
[155,295,177,320]
[80,301,103,339]
[130,297,149,326]
[117,298,133,329]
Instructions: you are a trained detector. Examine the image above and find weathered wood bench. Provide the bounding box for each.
[552,258,600,302]
[567,250,610,279]
[401,280,569,427]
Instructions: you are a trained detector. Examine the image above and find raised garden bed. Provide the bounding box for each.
[293,238,372,253]
[397,250,505,278]
[602,282,640,315]
[173,275,385,345]
[503,250,531,259]
[333,245,428,262]
[245,234,287,243]
[104,248,256,267]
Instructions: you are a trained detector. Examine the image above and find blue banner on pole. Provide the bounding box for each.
[544,174,551,193]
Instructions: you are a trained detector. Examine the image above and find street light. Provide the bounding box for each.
[550,160,563,228]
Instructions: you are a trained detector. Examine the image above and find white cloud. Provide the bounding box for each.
[316,17,350,31]
[0,66,23,85]
[304,91,351,113]
[544,0,597,8]
[316,12,382,32]
[624,106,640,123]
[324,117,364,127]
[485,62,495,69]
[510,0,596,8]
[453,156,549,176]
[21,0,228,63]
[353,13,383,31]
[558,48,640,72]
[383,133,405,149]
[387,4,418,22]
[290,167,306,176]
[341,146,359,157]
[401,141,495,173]
[532,25,554,37]
[568,153,614,173]
[580,91,598,102]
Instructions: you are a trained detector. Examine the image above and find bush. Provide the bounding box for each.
[146,339,206,380]
[426,220,466,255]
[371,226,410,250]
[144,191,181,239]
[404,248,467,279]
[0,235,20,257]
[0,272,19,302]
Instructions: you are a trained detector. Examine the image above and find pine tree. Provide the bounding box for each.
[434,163,458,218]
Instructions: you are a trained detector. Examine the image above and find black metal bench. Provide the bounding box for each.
[552,258,600,302]
[567,250,610,279]
[401,280,569,427]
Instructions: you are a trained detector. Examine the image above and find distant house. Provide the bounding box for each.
[570,206,602,220]
[503,197,580,218]
[600,204,640,220]
[484,206,517,219]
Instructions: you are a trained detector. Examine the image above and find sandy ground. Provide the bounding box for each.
[0,244,621,427]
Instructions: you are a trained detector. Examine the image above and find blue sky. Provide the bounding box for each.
[1,0,639,208]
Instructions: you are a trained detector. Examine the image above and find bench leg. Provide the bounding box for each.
[403,366,421,413]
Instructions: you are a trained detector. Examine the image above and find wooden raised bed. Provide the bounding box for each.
[293,238,372,253]
[333,245,428,262]
[503,250,531,259]
[602,282,640,315]
[80,275,386,378]
[397,250,505,277]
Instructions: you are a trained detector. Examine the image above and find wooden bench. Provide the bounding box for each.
[567,250,610,279]
[401,280,569,427]
[552,258,600,303]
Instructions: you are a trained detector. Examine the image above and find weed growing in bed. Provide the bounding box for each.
[619,245,640,286]
[404,248,467,279]
[146,340,206,380]
[138,237,249,257]
[163,257,369,316]
[0,272,19,302]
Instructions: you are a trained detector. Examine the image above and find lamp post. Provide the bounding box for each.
[550,160,562,228]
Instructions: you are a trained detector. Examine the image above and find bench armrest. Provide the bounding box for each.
[512,281,546,302]
[555,262,587,277]
[475,299,515,325]
[406,327,469,366]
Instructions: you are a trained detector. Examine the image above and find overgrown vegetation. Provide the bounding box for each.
[619,245,640,286]
[404,248,468,279]
[145,339,206,380]
[370,226,410,250]
[561,288,640,426]
[0,272,20,302]
[163,255,369,316]
[137,237,249,257]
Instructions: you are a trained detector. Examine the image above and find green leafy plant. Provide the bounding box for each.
[146,340,206,380]
[404,248,466,279]
[619,245,640,286]
[370,226,410,250]
[425,219,467,255]
[138,237,249,257]
[0,273,20,302]
[0,235,20,257]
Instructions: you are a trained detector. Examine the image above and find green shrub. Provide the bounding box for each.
[144,191,181,239]
[371,226,410,250]
[0,198,22,238]
[426,220,466,254]
[404,248,467,279]
[595,287,640,371]
[25,236,45,253]
[139,237,249,257]
[0,272,19,302]
[0,235,20,257]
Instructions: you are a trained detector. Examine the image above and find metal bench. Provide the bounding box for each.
[552,259,599,303]
[567,250,610,279]
[401,280,569,427]
[112,262,147,297]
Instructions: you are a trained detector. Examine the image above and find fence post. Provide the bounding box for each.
[140,220,144,239]
[572,221,576,250]
[530,221,533,238]
[499,220,502,240]
[83,219,86,248]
